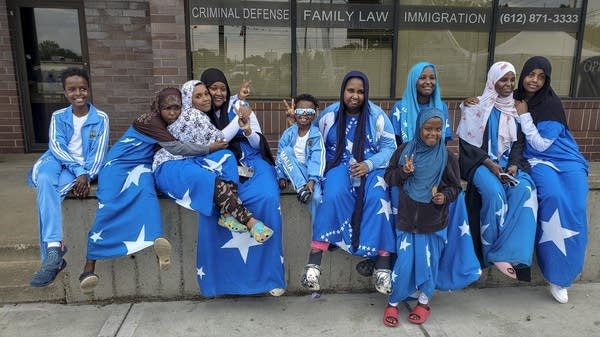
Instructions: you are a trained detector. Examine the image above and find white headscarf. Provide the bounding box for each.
[457,61,518,158]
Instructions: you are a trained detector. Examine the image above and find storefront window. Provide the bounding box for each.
[396,0,491,98]
[494,0,582,96]
[576,1,600,97]
[296,0,393,98]
[189,0,291,97]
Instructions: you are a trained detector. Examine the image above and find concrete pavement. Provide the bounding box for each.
[1,283,599,337]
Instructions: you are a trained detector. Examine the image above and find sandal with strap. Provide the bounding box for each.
[494,261,517,279]
[218,215,248,233]
[383,304,399,327]
[250,221,273,243]
[408,303,431,325]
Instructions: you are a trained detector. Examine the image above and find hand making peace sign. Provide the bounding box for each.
[282,98,296,127]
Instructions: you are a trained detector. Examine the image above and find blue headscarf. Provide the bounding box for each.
[399,62,445,143]
[399,107,448,203]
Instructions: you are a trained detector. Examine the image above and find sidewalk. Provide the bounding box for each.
[1,283,598,337]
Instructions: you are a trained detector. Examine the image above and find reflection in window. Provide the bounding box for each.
[396,0,491,98]
[190,25,291,97]
[576,2,600,97]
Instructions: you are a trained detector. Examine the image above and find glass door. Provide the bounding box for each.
[7,1,88,151]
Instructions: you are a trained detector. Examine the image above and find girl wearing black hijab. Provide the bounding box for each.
[514,56,589,304]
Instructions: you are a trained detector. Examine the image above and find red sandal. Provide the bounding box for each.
[407,303,431,324]
[383,305,399,327]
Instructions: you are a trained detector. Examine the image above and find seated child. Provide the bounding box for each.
[28,67,110,287]
[278,94,326,290]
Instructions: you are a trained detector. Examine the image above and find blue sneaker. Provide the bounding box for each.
[30,246,68,287]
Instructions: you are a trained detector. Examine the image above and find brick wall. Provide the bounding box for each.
[84,0,155,143]
[0,0,24,153]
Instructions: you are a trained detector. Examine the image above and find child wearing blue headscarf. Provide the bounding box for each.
[382,108,477,327]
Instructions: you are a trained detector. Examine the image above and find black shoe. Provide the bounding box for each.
[355,258,376,277]
[514,264,531,282]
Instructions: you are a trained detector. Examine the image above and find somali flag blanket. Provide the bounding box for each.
[86,127,162,260]
[196,142,286,296]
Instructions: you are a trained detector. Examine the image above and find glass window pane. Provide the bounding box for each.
[496,0,582,96]
[396,1,491,98]
[190,1,291,97]
[576,2,600,97]
[297,0,393,98]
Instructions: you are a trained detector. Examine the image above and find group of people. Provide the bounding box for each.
[28,55,589,328]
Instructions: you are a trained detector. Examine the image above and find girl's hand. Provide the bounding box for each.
[402,154,415,174]
[432,192,445,205]
[484,158,503,180]
[73,174,90,199]
[238,80,251,100]
[282,98,295,126]
[209,140,228,153]
[463,96,479,107]
[515,100,528,115]
[350,161,369,178]
[506,165,518,177]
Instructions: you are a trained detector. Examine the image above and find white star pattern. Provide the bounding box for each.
[221,231,262,263]
[346,140,354,154]
[334,240,351,253]
[90,231,103,243]
[425,244,431,267]
[374,176,388,190]
[104,159,116,167]
[399,237,411,251]
[458,220,471,237]
[481,224,491,246]
[197,267,205,279]
[120,164,152,193]
[391,270,398,282]
[376,198,392,221]
[280,256,284,264]
[393,107,401,121]
[529,158,560,171]
[98,202,104,209]
[202,153,232,175]
[120,137,135,143]
[133,142,142,146]
[123,225,154,255]
[538,209,579,256]
[171,190,192,210]
[523,186,538,222]
[495,193,508,228]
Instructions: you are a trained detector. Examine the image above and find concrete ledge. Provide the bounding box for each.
[55,170,600,303]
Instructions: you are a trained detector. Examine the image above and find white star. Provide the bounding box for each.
[523,186,538,222]
[98,202,104,209]
[392,206,398,215]
[529,158,560,171]
[476,268,482,275]
[221,231,262,263]
[280,256,284,264]
[202,153,233,175]
[346,140,354,154]
[425,244,431,267]
[374,176,388,190]
[393,107,401,121]
[399,237,411,251]
[120,164,152,193]
[90,231,103,243]
[133,141,142,147]
[120,137,135,143]
[376,198,392,221]
[538,209,579,256]
[334,240,351,253]
[104,159,116,167]
[481,224,491,246]
[495,193,508,227]
[458,220,471,237]
[170,190,192,210]
[391,270,398,282]
[197,267,205,279]
[123,225,154,255]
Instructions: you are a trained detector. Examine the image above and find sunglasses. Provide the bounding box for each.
[295,108,316,116]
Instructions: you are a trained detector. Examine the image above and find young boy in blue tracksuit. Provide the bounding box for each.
[28,67,109,287]
[276,93,325,215]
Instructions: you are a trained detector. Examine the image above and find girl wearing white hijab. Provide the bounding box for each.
[457,62,538,281]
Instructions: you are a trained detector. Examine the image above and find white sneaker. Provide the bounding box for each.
[269,288,285,297]
[301,264,321,291]
[374,269,392,295]
[549,283,568,304]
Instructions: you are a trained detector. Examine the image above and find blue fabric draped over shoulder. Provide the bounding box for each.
[190,104,285,297]
[313,100,397,257]
[86,127,162,260]
[525,120,588,287]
